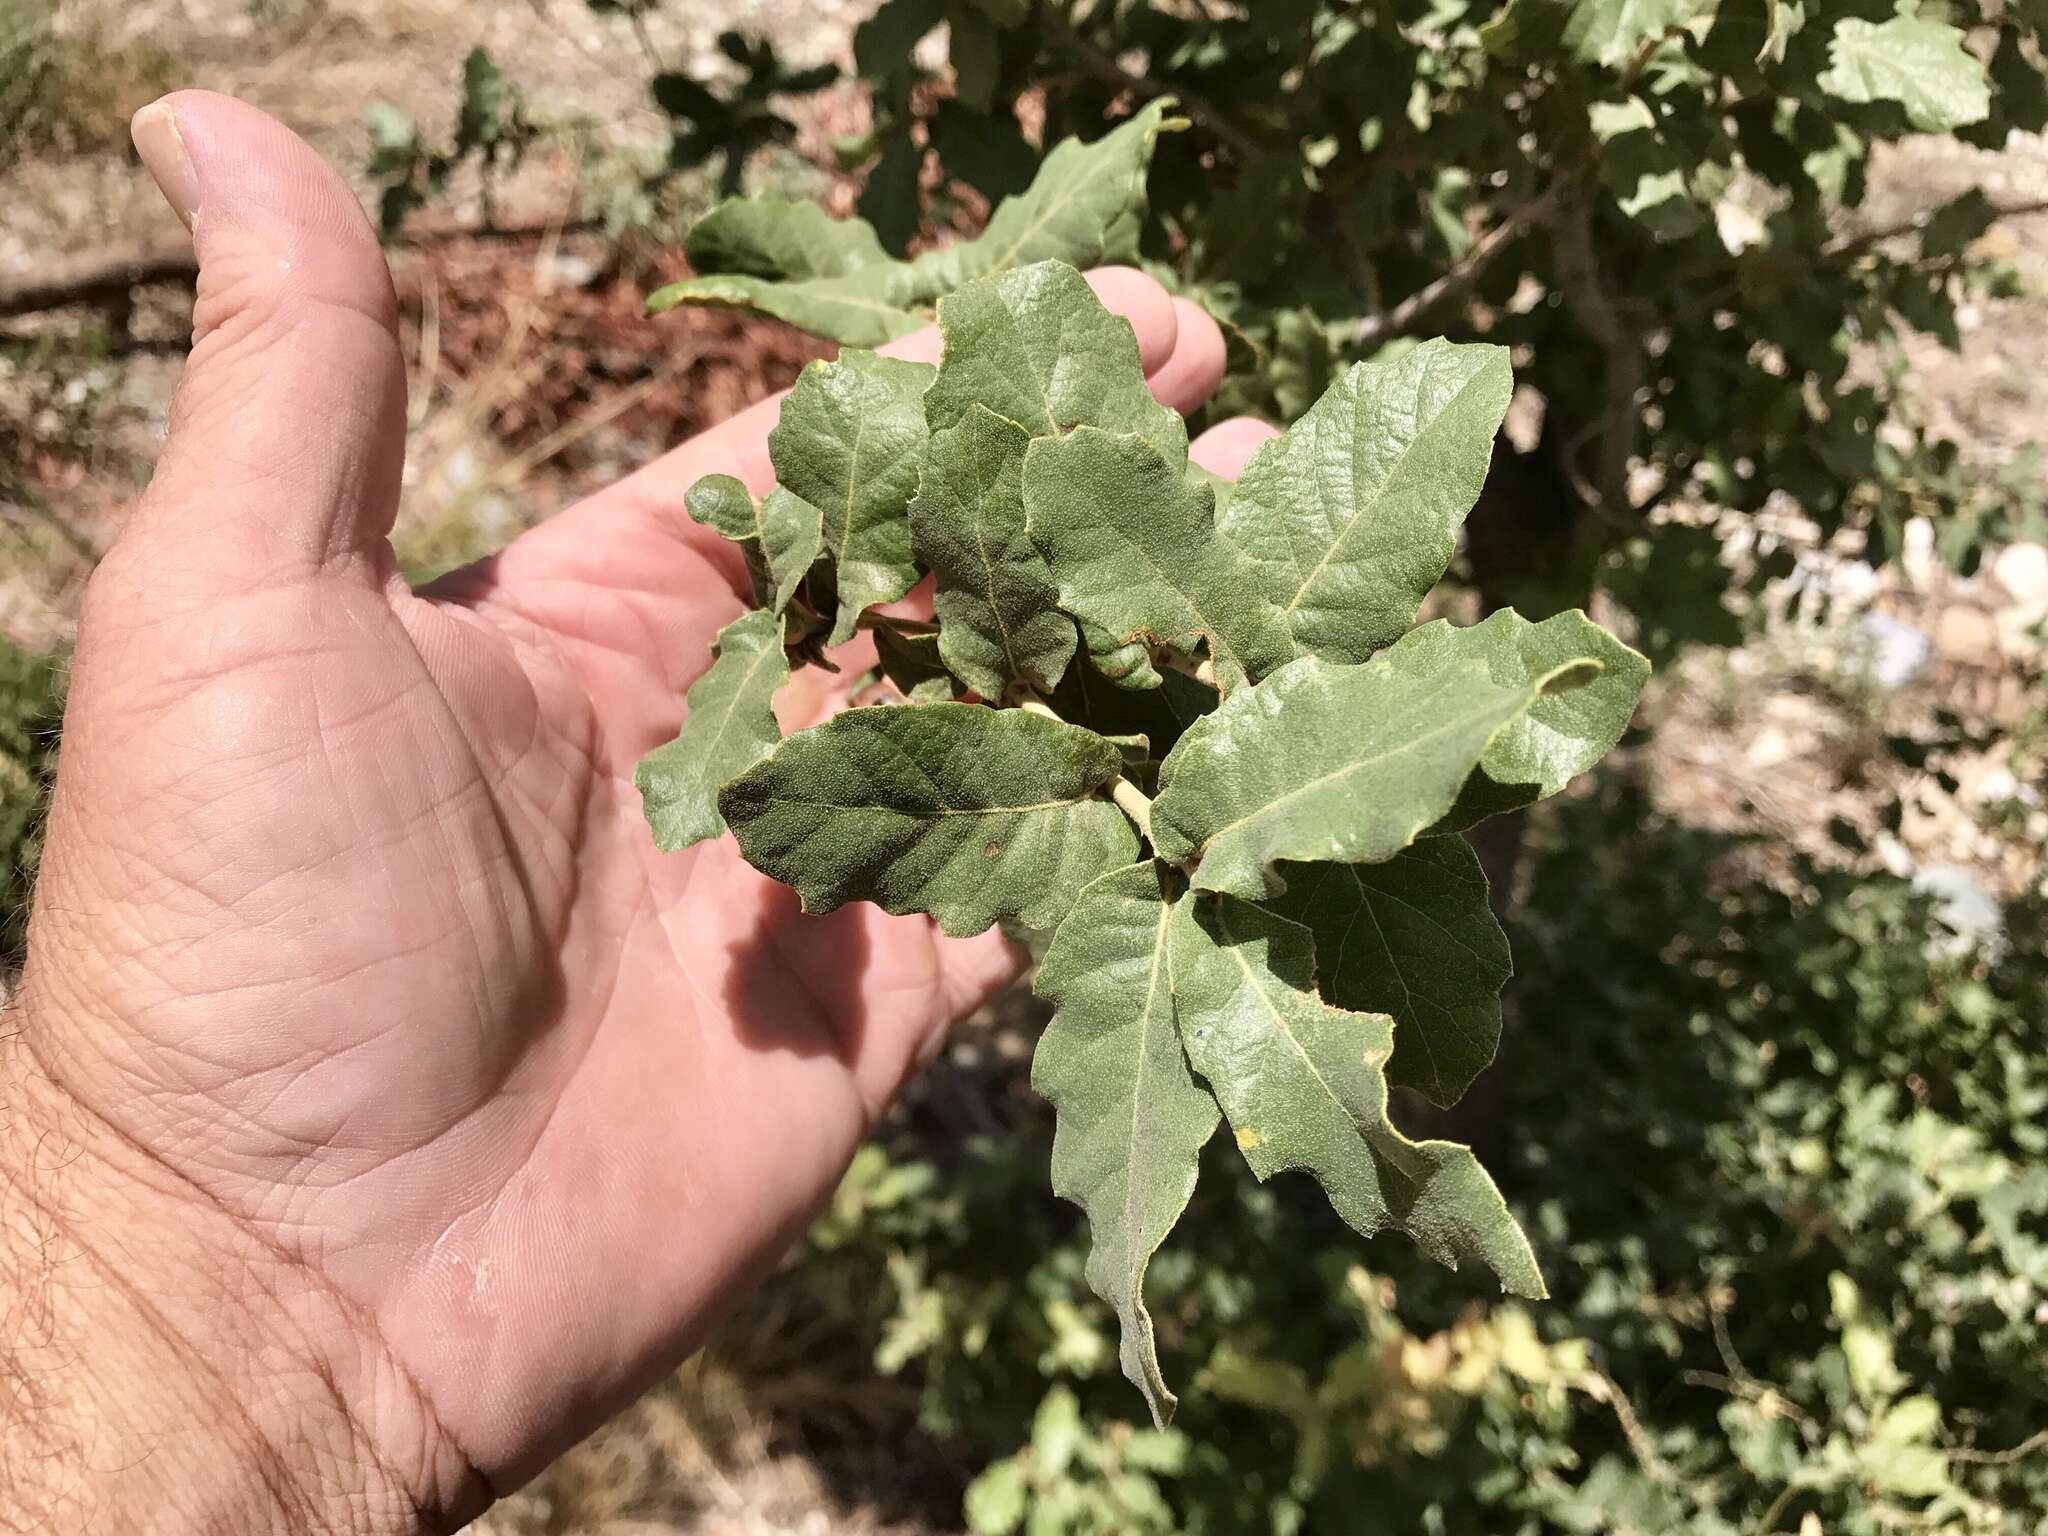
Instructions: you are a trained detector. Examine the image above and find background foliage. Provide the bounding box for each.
[0,638,63,975]
[559,0,2048,640]
[775,776,2048,1533]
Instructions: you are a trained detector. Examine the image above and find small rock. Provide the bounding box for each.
[1934,605,1998,665]
[1747,725,1797,769]
[1911,863,2005,958]
[1992,542,2048,617]
[1854,612,1934,689]
[539,252,603,291]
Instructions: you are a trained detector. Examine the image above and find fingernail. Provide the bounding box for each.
[132,99,199,233]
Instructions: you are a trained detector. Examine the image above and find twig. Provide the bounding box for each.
[1352,181,1565,348]
[0,216,604,321]
[1572,1367,1671,1483]
[0,245,198,320]
[1011,686,1155,835]
[1,492,101,563]
[1753,1482,1801,1534]
[1824,196,2048,260]
[627,7,666,71]
[1550,174,1645,515]
[1110,775,1155,839]
[1154,647,1218,688]
[1680,1369,1820,1433]
[1947,1426,2048,1467]
[1036,5,1262,162]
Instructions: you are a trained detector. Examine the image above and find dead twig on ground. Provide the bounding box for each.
[0,216,604,321]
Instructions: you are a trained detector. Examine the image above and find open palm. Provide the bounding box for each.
[19,93,1275,1509]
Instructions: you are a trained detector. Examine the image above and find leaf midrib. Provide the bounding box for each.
[1214,906,1423,1200]
[981,135,1131,270]
[683,275,920,323]
[1118,901,1176,1301]
[1186,678,1526,865]
[1278,361,1490,623]
[689,630,780,783]
[766,795,1095,818]
[1045,483,1253,676]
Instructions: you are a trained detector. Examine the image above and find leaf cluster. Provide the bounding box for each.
[637,128,1648,1419]
[649,0,2046,644]
[768,781,2048,1533]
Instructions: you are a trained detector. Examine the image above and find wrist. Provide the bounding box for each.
[0,1023,480,1535]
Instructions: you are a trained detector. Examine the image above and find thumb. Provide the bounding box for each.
[122,91,407,588]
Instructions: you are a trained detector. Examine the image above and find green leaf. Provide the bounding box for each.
[1818,15,1990,133]
[768,351,934,644]
[855,0,945,79]
[914,97,1186,290]
[1480,0,1567,63]
[1562,0,1700,67]
[1023,427,1293,691]
[1919,188,1996,260]
[1033,862,1220,1426]
[963,1457,1030,1536]
[929,98,1037,200]
[870,618,962,701]
[910,404,1077,698]
[1265,838,1510,1108]
[963,0,1029,26]
[685,474,821,615]
[683,194,893,280]
[1149,651,1548,899]
[1220,340,1512,664]
[859,128,926,255]
[1167,894,1543,1295]
[1048,654,1217,763]
[1591,98,1703,241]
[719,703,1140,935]
[647,267,930,347]
[1698,0,1803,70]
[757,488,828,615]
[654,102,1182,344]
[926,260,1187,467]
[685,473,772,607]
[950,5,1002,112]
[1073,622,1167,692]
[636,608,789,852]
[1386,609,1650,831]
[1758,0,1803,65]
[457,47,515,150]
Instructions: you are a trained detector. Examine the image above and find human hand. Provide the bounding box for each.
[1,92,1277,1532]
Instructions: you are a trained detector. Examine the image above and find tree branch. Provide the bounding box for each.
[1351,181,1565,348]
[0,245,197,320]
[0,216,604,321]
[1548,175,1645,517]
[1036,6,1262,163]
[1822,195,2048,260]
